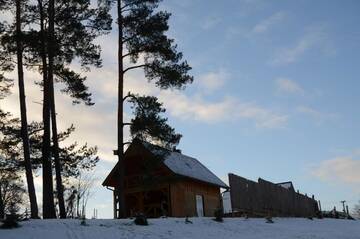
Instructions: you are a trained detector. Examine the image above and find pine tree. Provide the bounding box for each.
[1,120,99,183]
[0,163,26,219]
[1,0,111,218]
[0,0,39,219]
[15,0,39,219]
[100,0,193,218]
[36,0,57,218]
[0,56,13,220]
[0,69,25,220]
[0,114,99,218]
[25,0,111,218]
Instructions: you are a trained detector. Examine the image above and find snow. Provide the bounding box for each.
[1,218,359,239]
[142,141,228,188]
[163,151,228,188]
[277,182,293,190]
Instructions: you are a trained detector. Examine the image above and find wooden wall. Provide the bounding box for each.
[170,179,221,217]
[229,173,319,217]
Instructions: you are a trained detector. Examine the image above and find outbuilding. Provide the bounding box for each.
[103,140,228,218]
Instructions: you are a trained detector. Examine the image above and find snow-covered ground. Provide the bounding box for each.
[1,217,359,239]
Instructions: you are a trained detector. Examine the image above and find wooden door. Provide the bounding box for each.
[196,195,204,217]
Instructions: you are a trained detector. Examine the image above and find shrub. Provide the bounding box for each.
[265,215,274,224]
[80,216,87,226]
[1,214,19,229]
[213,208,224,222]
[185,216,192,224]
[134,214,148,226]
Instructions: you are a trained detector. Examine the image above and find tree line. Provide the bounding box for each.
[0,0,193,219]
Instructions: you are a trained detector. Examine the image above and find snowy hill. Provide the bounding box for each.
[1,218,359,239]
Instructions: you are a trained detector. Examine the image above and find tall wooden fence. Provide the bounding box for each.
[228,173,319,217]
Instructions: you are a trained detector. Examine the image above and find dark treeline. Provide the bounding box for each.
[0,0,192,219]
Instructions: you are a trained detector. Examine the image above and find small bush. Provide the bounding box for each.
[185,216,192,224]
[134,214,148,226]
[213,208,224,222]
[80,216,87,226]
[265,215,274,224]
[1,214,20,229]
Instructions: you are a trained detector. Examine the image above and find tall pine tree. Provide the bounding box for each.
[1,0,110,218]
[0,0,39,219]
[27,0,111,218]
[100,0,193,218]
[15,0,39,219]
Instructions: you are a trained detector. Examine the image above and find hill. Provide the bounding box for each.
[1,217,359,239]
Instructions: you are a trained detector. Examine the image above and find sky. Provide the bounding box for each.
[1,0,360,218]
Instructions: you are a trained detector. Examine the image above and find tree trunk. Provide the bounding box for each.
[116,0,126,219]
[50,82,66,218]
[15,0,39,219]
[39,0,56,219]
[47,0,66,219]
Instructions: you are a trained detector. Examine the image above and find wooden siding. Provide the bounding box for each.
[104,141,223,218]
[229,173,319,217]
[170,179,221,217]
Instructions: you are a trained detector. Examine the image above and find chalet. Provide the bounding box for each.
[103,140,228,218]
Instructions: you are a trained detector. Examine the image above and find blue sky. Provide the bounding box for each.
[157,0,360,214]
[2,0,360,218]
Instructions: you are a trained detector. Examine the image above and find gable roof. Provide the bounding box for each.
[157,150,228,188]
[103,140,228,188]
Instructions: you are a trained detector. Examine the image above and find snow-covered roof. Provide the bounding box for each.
[142,141,228,188]
[164,151,228,188]
[277,182,294,190]
[102,140,228,188]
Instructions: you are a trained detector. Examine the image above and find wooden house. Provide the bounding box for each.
[103,140,228,218]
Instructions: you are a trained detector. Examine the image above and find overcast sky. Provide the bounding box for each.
[2,0,360,218]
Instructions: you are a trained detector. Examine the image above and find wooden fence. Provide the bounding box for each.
[228,173,319,217]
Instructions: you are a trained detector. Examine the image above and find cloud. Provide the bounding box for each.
[159,91,288,128]
[275,78,304,95]
[312,156,360,189]
[252,12,286,34]
[296,106,337,122]
[197,70,229,93]
[1,67,120,164]
[296,106,322,118]
[86,62,285,129]
[271,25,330,65]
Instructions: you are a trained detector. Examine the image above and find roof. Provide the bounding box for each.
[164,151,228,188]
[276,181,294,190]
[141,141,228,188]
[103,140,228,188]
